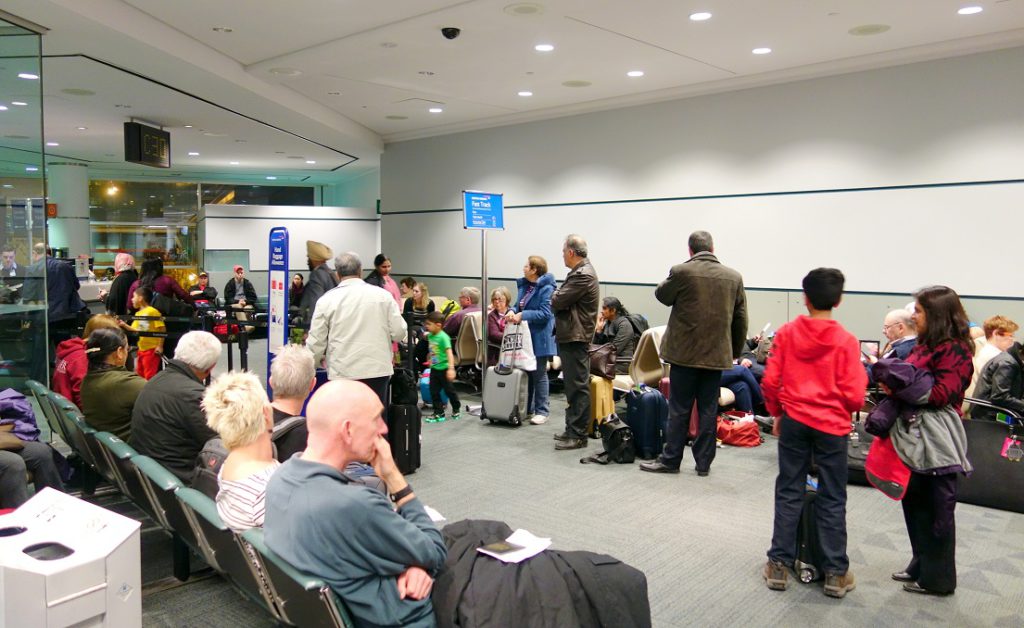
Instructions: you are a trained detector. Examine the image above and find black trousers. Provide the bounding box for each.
[357,375,391,417]
[558,342,590,439]
[901,472,958,593]
[429,368,461,415]
[767,416,850,574]
[660,364,721,471]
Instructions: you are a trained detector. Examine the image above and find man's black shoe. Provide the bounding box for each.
[696,469,710,477]
[891,571,914,582]
[754,415,775,434]
[554,438,587,450]
[553,431,573,441]
[902,582,952,596]
[639,460,680,474]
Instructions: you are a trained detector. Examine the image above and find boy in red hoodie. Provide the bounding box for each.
[762,268,867,598]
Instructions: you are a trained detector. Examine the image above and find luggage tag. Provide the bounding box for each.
[1001,435,1023,462]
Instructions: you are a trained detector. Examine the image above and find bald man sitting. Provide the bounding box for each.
[264,380,447,628]
[866,308,917,384]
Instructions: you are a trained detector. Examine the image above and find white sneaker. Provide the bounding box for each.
[530,414,548,425]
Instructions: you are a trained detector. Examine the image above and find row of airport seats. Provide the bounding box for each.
[614,325,736,406]
[24,379,355,627]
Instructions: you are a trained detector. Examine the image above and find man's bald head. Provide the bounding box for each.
[304,380,385,467]
[883,308,915,341]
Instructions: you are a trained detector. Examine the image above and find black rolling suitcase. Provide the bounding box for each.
[388,313,422,474]
[624,386,668,459]
[846,420,874,485]
[388,404,421,475]
[794,479,824,583]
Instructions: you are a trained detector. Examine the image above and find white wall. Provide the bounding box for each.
[381,47,1024,303]
[199,203,379,294]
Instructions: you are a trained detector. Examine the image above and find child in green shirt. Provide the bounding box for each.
[424,311,460,423]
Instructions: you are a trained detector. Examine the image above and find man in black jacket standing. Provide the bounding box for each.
[130,330,221,482]
[299,240,337,321]
[551,234,600,451]
[641,231,747,476]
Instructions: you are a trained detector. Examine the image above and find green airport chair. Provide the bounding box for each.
[133,455,202,582]
[241,527,355,628]
[26,379,69,444]
[175,488,281,620]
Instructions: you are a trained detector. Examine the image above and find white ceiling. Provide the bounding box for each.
[2,0,1024,184]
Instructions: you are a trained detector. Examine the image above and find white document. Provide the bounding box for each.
[424,505,446,523]
[476,528,551,564]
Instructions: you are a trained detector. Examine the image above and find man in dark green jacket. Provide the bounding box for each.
[641,231,747,476]
[551,234,600,450]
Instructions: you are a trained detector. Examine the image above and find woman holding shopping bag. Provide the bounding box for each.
[506,256,556,425]
[870,285,974,596]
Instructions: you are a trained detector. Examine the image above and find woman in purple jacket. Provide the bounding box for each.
[506,256,556,425]
[128,258,192,308]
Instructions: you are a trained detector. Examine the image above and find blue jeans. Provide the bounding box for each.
[768,416,849,574]
[720,365,764,412]
[527,356,550,417]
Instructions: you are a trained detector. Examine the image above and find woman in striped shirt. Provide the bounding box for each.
[202,371,280,532]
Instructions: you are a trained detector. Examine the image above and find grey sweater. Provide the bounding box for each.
[264,456,447,628]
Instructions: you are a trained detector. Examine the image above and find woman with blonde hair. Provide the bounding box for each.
[203,371,279,532]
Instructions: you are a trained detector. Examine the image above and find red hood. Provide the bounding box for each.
[56,337,85,361]
[785,316,849,362]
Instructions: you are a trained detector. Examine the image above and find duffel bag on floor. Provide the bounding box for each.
[717,415,762,447]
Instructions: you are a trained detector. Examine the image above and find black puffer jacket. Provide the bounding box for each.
[972,344,1024,420]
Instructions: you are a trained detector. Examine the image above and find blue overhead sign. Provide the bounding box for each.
[463,191,504,230]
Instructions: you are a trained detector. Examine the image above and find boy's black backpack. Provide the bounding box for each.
[625,313,649,339]
[192,416,306,499]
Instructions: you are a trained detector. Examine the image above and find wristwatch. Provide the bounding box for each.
[389,484,413,503]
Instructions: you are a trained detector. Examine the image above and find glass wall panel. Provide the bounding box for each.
[0,21,47,388]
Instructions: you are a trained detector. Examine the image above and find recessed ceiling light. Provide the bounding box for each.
[187,151,199,156]
[287,156,304,160]
[562,80,592,88]
[202,132,227,137]
[305,160,316,164]
[689,12,712,21]
[327,91,341,95]
[17,73,38,80]
[958,6,983,15]
[626,70,644,77]
[11,101,26,106]
[752,47,772,55]
[25,167,38,172]
[518,90,533,97]
[76,126,87,130]
[212,26,233,33]
[418,70,435,76]
[274,151,285,154]
[385,115,408,120]
[45,142,58,146]
[235,139,247,143]
[0,106,7,111]
[534,44,554,52]
[269,67,302,76]
[504,3,544,16]
[266,176,277,180]
[848,24,891,36]
[380,42,398,48]
[229,161,239,165]
[61,88,95,96]
[2,184,12,188]
[428,107,443,113]
[184,125,193,128]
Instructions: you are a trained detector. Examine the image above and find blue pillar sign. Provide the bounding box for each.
[463,191,504,230]
[267,227,289,388]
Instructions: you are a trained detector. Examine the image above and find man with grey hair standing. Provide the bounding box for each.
[641,230,747,477]
[551,234,600,450]
[307,252,407,406]
[442,286,482,337]
[130,330,222,482]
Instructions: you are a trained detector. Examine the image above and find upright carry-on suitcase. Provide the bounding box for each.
[587,374,616,437]
[624,387,668,459]
[388,404,421,475]
[482,323,531,426]
[795,478,824,583]
[387,313,422,474]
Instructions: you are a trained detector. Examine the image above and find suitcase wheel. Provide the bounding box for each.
[510,409,522,427]
[798,566,817,584]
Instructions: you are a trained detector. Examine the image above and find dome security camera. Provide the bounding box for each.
[441,27,461,40]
